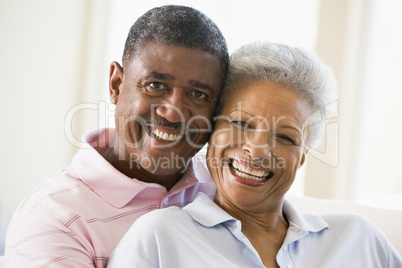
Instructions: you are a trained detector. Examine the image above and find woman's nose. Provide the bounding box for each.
[241,130,272,160]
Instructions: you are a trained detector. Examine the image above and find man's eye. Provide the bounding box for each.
[192,90,207,99]
[148,82,166,90]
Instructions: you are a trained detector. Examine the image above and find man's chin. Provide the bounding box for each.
[126,141,203,172]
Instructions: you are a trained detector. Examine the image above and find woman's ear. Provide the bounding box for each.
[298,149,309,169]
[109,61,124,104]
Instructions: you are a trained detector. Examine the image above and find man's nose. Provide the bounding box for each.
[155,89,190,123]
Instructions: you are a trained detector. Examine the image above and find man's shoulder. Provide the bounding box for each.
[16,165,91,215]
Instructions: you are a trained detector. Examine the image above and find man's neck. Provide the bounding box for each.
[101,147,185,190]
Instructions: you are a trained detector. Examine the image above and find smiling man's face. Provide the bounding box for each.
[108,43,223,186]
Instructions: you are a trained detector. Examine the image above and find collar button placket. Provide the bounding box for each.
[276,245,293,268]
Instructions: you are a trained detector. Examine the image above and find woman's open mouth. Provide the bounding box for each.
[229,159,274,185]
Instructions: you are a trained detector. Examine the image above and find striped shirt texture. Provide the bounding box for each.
[5,128,215,267]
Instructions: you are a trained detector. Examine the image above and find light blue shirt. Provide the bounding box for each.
[107,192,402,268]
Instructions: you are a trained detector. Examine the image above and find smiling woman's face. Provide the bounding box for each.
[207,80,312,212]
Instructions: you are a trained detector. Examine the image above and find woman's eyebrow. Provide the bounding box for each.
[276,125,302,135]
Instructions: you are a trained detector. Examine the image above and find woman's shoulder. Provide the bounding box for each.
[304,212,388,246]
[302,211,380,233]
[134,206,187,228]
[315,212,377,229]
[286,212,401,266]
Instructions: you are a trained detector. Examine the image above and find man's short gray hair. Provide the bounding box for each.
[122,5,228,77]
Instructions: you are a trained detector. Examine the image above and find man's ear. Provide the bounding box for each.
[109,61,124,104]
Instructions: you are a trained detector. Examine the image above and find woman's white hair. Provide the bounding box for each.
[217,41,338,149]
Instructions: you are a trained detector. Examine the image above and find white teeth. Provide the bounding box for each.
[233,169,267,181]
[152,129,182,141]
[246,167,252,174]
[231,161,270,180]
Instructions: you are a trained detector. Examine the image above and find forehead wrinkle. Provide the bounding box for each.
[277,124,303,136]
[226,97,307,133]
[224,80,310,121]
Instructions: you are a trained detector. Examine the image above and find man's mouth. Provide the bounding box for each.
[230,160,274,182]
[151,128,184,142]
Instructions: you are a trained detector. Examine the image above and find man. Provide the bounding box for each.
[5,5,228,267]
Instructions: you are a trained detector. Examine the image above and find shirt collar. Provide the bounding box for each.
[183,193,329,244]
[183,192,236,227]
[72,128,199,208]
[282,199,329,246]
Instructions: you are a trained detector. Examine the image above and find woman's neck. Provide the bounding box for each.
[216,198,288,268]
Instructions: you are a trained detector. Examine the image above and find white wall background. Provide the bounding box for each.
[1,0,402,254]
[0,0,111,254]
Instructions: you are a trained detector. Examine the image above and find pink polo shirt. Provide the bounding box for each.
[5,128,215,267]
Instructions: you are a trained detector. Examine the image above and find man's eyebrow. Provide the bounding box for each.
[189,80,213,92]
[144,72,214,92]
[144,71,175,80]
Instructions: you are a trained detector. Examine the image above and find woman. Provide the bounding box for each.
[107,42,401,268]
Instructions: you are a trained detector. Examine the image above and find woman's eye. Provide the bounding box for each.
[192,90,207,99]
[232,121,249,128]
[277,135,295,144]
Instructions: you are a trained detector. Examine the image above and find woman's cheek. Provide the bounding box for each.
[210,127,233,149]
